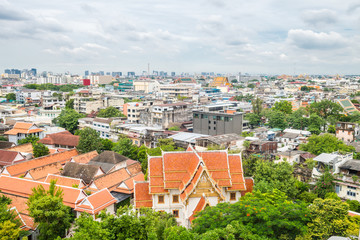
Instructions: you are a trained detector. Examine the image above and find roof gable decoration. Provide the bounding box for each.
[76,191,88,204]
[118,182,129,189]
[181,164,224,202]
[88,182,98,190]
[79,198,93,208]
[24,172,33,180]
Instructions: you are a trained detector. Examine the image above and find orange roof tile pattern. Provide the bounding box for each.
[38,131,80,147]
[0,175,86,208]
[75,189,117,214]
[4,122,43,135]
[6,143,33,153]
[44,174,85,188]
[71,150,98,164]
[2,148,79,177]
[134,182,153,208]
[137,149,248,208]
[25,162,62,181]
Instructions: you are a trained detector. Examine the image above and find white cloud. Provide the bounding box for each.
[302,9,338,26]
[287,29,348,49]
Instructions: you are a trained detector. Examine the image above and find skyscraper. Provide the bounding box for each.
[85,70,89,76]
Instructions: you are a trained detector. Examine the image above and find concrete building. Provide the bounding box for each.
[140,102,192,129]
[133,80,160,93]
[336,122,360,143]
[193,110,243,135]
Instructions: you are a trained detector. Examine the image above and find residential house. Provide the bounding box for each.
[247,141,277,156]
[169,132,209,149]
[335,122,360,143]
[134,147,251,227]
[38,131,80,149]
[334,160,360,201]
[312,152,353,178]
[4,122,44,145]
[62,162,105,184]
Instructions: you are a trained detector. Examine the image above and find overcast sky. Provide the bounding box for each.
[0,0,359,75]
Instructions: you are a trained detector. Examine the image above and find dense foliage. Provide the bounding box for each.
[76,127,104,154]
[24,83,81,92]
[32,142,50,158]
[53,108,85,134]
[18,135,40,145]
[300,133,355,155]
[97,106,126,118]
[27,180,72,240]
[0,194,22,239]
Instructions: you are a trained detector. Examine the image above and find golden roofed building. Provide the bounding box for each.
[209,77,231,87]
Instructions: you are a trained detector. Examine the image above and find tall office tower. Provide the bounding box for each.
[106,72,111,75]
[4,69,10,74]
[85,70,89,76]
[99,71,105,76]
[171,72,175,77]
[127,72,135,77]
[112,72,122,77]
[30,68,37,76]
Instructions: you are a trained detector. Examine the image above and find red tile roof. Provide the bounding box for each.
[38,131,80,147]
[5,143,33,153]
[75,189,117,214]
[24,162,62,181]
[0,150,25,166]
[2,148,79,177]
[44,174,85,188]
[0,175,86,208]
[134,182,153,208]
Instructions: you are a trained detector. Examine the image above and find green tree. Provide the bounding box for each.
[71,206,177,240]
[242,154,261,177]
[287,108,309,130]
[18,135,40,145]
[5,93,16,102]
[254,160,298,199]
[245,113,261,127]
[77,128,104,154]
[33,142,50,158]
[247,83,256,89]
[267,110,288,130]
[27,180,72,240]
[308,100,342,129]
[112,137,139,160]
[307,198,353,239]
[168,126,180,131]
[192,190,309,239]
[241,131,254,137]
[300,133,355,155]
[251,97,263,116]
[0,194,22,240]
[313,171,335,199]
[137,145,148,172]
[0,136,7,141]
[164,226,194,240]
[327,125,336,134]
[97,106,125,118]
[53,109,84,134]
[307,114,326,134]
[273,100,292,114]
[65,99,74,109]
[101,138,114,151]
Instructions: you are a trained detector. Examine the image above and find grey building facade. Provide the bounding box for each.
[193,111,243,135]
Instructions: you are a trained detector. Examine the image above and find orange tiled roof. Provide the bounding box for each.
[189,196,206,223]
[71,151,98,164]
[4,122,43,135]
[5,143,33,153]
[25,162,62,181]
[134,182,153,208]
[2,148,79,177]
[91,168,131,191]
[39,131,80,147]
[0,150,25,166]
[209,77,231,87]
[241,177,254,196]
[44,174,85,188]
[140,149,248,204]
[75,189,117,214]
[0,175,86,208]
[228,155,246,191]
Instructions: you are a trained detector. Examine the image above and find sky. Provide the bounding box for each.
[0,0,359,75]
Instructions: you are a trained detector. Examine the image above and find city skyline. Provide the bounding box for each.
[0,0,359,75]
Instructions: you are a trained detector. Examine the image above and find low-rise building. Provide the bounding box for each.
[336,122,360,143]
[4,122,44,145]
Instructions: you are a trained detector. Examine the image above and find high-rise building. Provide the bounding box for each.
[127,72,135,77]
[4,69,10,74]
[112,72,122,77]
[106,72,111,75]
[171,72,176,77]
[30,68,37,76]
[85,70,89,76]
[99,71,105,76]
